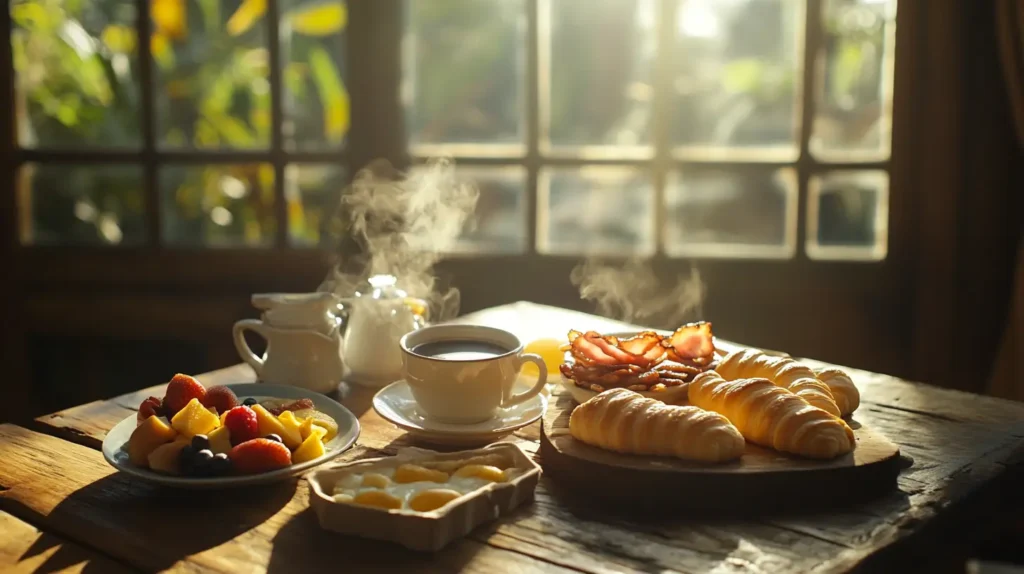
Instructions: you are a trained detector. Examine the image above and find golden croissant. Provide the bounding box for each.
[688,371,855,459]
[814,368,860,417]
[715,349,841,417]
[569,388,745,463]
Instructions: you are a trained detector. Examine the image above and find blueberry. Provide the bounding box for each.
[242,398,258,407]
[213,452,229,462]
[265,434,283,444]
[196,449,214,462]
[191,435,210,451]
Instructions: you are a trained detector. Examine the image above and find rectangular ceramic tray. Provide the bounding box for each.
[306,442,541,551]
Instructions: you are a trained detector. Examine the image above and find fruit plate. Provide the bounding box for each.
[101,383,360,489]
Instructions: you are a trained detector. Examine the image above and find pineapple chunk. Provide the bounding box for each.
[219,410,230,426]
[207,425,233,455]
[252,404,288,440]
[277,411,304,450]
[292,432,326,464]
[170,398,220,438]
[292,408,339,441]
[148,439,190,474]
[128,416,178,467]
[299,418,328,441]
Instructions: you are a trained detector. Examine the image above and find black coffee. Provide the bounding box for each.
[411,339,511,361]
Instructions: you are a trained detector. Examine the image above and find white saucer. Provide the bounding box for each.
[372,379,548,447]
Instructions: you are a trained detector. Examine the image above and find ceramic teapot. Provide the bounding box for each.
[337,274,429,387]
[232,292,345,394]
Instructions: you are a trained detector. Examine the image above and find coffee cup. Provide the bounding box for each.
[399,325,548,424]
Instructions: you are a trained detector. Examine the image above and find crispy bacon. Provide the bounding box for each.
[561,322,717,393]
[663,322,714,360]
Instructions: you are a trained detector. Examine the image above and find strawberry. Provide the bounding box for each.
[163,374,207,417]
[137,396,164,424]
[229,438,292,474]
[201,385,238,414]
[224,406,259,445]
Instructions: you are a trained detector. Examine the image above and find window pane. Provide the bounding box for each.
[11,0,141,148]
[811,0,896,159]
[154,0,270,149]
[672,0,802,156]
[539,168,654,255]
[160,164,276,246]
[545,0,656,150]
[449,168,527,254]
[281,0,348,150]
[807,170,887,260]
[665,168,796,258]
[403,0,525,148]
[19,163,147,245]
[285,164,346,247]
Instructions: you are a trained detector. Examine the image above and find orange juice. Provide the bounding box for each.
[522,338,567,377]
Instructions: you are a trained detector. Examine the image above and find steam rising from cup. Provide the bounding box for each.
[318,158,480,321]
[570,259,705,328]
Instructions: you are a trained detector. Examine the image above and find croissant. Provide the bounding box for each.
[715,349,842,417]
[688,371,855,459]
[814,368,860,417]
[569,388,745,463]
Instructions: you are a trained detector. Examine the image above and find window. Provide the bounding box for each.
[8,0,897,262]
[404,0,897,260]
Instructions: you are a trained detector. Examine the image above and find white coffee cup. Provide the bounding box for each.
[399,324,548,424]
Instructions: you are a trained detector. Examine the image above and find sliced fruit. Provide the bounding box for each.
[201,385,239,414]
[453,464,506,483]
[291,432,326,464]
[276,411,304,450]
[128,415,178,467]
[252,404,289,439]
[352,490,402,510]
[163,374,207,417]
[299,418,328,441]
[408,489,462,512]
[137,396,164,425]
[147,438,190,474]
[220,410,230,426]
[291,408,339,441]
[229,438,292,474]
[224,406,259,445]
[170,398,220,438]
[393,464,449,484]
[207,425,233,455]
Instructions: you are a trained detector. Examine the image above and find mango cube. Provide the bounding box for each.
[251,404,288,440]
[292,408,339,441]
[128,416,178,467]
[170,398,220,438]
[277,411,304,450]
[207,425,233,455]
[291,432,326,464]
[148,439,190,474]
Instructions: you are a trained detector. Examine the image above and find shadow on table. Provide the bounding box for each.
[16,530,130,574]
[46,473,297,571]
[267,508,485,573]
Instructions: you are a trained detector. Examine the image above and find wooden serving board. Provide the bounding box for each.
[539,389,903,514]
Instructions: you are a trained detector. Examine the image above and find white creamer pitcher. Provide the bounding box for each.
[337,275,429,388]
[233,292,345,394]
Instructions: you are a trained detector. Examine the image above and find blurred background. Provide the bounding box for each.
[1,0,1021,423]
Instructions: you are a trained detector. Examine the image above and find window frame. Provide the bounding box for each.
[2,0,912,298]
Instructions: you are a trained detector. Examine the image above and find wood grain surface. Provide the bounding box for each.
[540,389,902,512]
[2,302,1024,573]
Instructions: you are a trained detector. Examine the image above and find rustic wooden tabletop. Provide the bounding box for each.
[2,301,1024,573]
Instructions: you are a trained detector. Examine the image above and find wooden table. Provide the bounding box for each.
[3,301,1024,573]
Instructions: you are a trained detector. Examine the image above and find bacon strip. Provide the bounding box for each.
[663,322,714,360]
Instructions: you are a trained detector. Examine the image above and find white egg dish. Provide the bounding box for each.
[307,443,542,551]
[331,460,525,513]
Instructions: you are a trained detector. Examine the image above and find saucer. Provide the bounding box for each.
[372,379,548,447]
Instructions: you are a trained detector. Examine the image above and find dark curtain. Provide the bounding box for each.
[989,0,1024,399]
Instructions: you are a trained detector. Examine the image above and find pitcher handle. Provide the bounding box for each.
[503,353,548,408]
[233,319,267,377]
